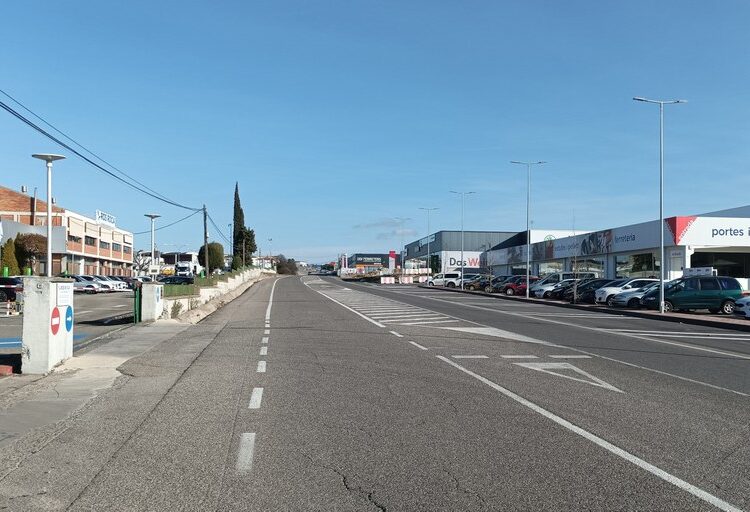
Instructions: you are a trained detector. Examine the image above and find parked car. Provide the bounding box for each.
[533,278,579,298]
[72,275,102,294]
[159,275,195,285]
[499,275,540,296]
[427,272,462,288]
[80,275,114,292]
[641,276,744,314]
[533,272,598,289]
[0,277,23,302]
[459,273,481,287]
[594,278,659,306]
[609,282,661,308]
[464,275,488,291]
[486,276,519,293]
[547,279,584,300]
[733,296,750,318]
[95,275,127,291]
[564,278,615,303]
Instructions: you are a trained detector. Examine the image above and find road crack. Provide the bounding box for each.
[301,452,386,511]
[443,468,486,507]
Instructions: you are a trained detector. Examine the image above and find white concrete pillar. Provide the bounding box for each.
[21,277,75,374]
[141,282,164,322]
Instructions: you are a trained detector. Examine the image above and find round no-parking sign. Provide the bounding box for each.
[51,307,61,335]
[65,306,74,332]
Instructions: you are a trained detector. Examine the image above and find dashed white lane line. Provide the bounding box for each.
[500,355,539,359]
[549,355,592,359]
[260,346,268,356]
[237,433,256,473]
[248,387,264,409]
[264,329,270,335]
[257,361,266,373]
[452,355,489,359]
[409,341,428,350]
[261,337,269,344]
[436,356,743,512]
[389,331,404,338]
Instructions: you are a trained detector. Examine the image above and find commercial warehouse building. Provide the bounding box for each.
[0,185,133,275]
[485,206,750,282]
[404,230,578,274]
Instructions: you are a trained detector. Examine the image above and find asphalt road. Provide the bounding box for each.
[0,292,133,353]
[1,276,748,511]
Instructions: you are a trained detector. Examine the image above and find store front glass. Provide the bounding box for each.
[538,261,564,276]
[572,258,604,276]
[616,252,659,278]
[691,252,750,278]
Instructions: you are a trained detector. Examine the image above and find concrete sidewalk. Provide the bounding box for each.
[0,321,188,449]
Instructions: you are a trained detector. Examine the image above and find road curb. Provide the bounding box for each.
[417,285,750,333]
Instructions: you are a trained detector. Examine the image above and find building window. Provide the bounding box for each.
[84,236,97,246]
[123,246,132,255]
[100,241,110,250]
[68,235,82,243]
[112,243,122,251]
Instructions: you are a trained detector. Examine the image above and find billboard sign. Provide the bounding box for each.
[95,210,117,227]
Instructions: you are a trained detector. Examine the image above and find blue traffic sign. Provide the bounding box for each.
[65,306,74,333]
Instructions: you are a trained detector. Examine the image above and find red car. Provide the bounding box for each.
[500,276,539,296]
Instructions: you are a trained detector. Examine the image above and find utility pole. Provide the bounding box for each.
[203,205,210,277]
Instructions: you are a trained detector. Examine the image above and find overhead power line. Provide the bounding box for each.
[0,96,201,212]
[132,209,202,235]
[206,212,232,246]
[0,89,177,205]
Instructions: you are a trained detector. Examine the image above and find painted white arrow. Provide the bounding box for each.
[514,362,623,393]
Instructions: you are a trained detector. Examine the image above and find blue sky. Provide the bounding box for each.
[1,1,749,263]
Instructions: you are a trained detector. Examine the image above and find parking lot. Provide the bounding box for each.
[0,292,134,354]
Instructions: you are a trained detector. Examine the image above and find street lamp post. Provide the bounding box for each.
[144,214,161,274]
[449,191,475,290]
[511,161,546,299]
[394,217,410,272]
[418,208,438,276]
[633,97,687,314]
[31,154,65,277]
[267,238,272,270]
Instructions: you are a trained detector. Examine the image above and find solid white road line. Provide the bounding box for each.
[436,356,743,512]
[452,355,489,359]
[415,293,750,360]
[265,278,280,322]
[237,433,256,473]
[248,387,264,409]
[500,355,539,359]
[549,355,592,359]
[260,346,268,356]
[344,283,750,396]
[409,341,428,350]
[261,336,269,344]
[389,331,404,337]
[400,319,459,325]
[257,361,266,373]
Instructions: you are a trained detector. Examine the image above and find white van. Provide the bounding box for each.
[428,272,462,288]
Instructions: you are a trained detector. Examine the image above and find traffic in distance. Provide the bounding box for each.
[428,271,749,316]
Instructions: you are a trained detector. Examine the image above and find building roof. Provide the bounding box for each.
[0,185,64,213]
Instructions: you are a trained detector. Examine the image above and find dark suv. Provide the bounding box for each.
[641,276,744,314]
[0,277,23,302]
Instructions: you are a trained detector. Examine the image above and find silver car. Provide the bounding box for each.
[72,275,102,294]
[609,282,660,308]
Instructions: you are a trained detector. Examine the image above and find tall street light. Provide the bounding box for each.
[31,153,65,277]
[418,207,438,275]
[511,160,546,298]
[633,96,687,314]
[144,214,161,273]
[394,217,410,271]
[449,191,475,289]
[267,238,273,269]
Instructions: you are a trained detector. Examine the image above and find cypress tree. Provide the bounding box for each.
[1,238,21,275]
[232,182,246,268]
